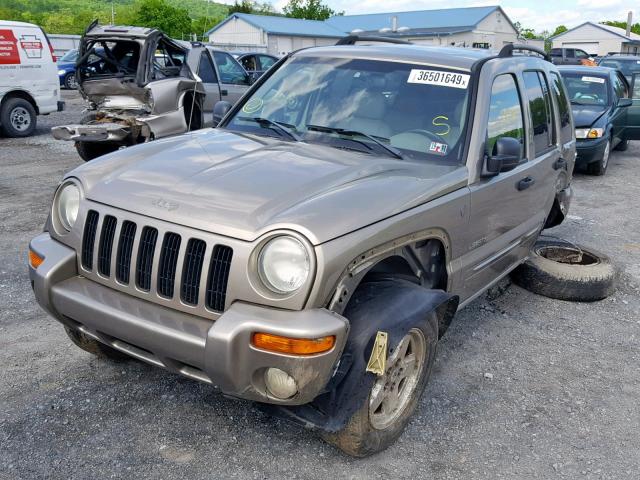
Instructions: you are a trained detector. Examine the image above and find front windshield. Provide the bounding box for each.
[59,49,78,63]
[560,73,610,106]
[600,59,640,77]
[225,56,471,163]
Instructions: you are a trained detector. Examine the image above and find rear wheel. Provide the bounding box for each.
[0,97,37,137]
[65,327,131,361]
[63,72,77,90]
[321,316,438,457]
[587,138,610,175]
[75,140,119,161]
[614,139,628,151]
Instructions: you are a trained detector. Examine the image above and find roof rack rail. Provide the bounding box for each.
[498,43,551,62]
[605,51,632,56]
[336,35,412,46]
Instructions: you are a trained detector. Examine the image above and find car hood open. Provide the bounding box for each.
[571,104,608,128]
[69,129,466,245]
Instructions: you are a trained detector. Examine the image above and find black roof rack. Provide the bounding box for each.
[499,43,551,62]
[336,35,412,46]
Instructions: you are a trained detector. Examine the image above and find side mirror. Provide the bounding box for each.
[618,98,633,107]
[483,137,522,177]
[212,100,232,127]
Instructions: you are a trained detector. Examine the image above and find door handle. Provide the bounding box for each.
[553,158,567,170]
[517,176,535,191]
[220,89,228,96]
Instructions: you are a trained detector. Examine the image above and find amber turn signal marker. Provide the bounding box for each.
[29,250,44,269]
[251,332,335,355]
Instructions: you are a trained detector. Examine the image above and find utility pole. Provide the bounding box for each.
[111,1,115,25]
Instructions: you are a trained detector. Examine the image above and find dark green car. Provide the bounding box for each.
[559,65,640,175]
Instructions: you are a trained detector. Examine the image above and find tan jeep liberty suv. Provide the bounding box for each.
[29,38,575,456]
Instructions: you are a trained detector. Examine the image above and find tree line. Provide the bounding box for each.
[1,0,637,46]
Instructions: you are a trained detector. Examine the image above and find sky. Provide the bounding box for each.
[254,0,639,33]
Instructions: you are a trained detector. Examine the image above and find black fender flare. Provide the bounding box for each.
[260,279,458,432]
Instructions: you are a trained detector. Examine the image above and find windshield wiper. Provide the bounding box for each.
[306,124,403,159]
[237,116,301,141]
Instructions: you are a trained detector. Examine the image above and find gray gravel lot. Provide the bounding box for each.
[1,90,639,479]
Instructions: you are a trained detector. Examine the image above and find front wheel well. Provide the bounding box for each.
[1,90,39,115]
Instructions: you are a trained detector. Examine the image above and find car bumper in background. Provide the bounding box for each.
[28,233,349,405]
[575,136,608,166]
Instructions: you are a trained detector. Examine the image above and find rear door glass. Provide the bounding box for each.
[523,71,555,156]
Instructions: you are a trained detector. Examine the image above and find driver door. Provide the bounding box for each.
[626,72,640,140]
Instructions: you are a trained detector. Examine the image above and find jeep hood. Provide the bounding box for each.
[571,104,608,128]
[69,129,466,245]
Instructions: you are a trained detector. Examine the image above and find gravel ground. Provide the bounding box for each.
[1,90,639,479]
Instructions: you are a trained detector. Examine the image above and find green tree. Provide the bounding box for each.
[551,25,568,37]
[131,0,192,38]
[228,0,276,15]
[283,0,338,21]
[601,20,640,35]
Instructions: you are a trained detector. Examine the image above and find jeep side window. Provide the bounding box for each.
[550,72,572,144]
[523,71,555,156]
[198,51,218,84]
[487,74,525,161]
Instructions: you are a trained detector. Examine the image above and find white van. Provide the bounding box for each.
[0,20,64,137]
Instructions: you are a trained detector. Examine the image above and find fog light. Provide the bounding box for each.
[264,368,298,399]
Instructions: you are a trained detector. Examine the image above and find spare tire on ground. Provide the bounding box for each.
[511,237,618,302]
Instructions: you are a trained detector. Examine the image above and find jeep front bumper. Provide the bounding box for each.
[29,233,348,405]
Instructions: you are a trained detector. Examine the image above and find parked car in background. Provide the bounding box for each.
[598,54,640,85]
[0,20,64,137]
[550,48,596,66]
[30,41,576,457]
[51,23,252,161]
[558,65,640,175]
[57,48,78,89]
[232,52,278,77]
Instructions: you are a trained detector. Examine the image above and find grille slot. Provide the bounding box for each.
[157,232,182,298]
[97,215,117,276]
[81,210,99,270]
[181,239,206,305]
[136,227,158,291]
[206,245,233,312]
[116,221,137,284]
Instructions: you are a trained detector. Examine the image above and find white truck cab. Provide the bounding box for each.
[0,20,64,137]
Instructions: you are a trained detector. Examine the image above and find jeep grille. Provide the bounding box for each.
[81,209,233,314]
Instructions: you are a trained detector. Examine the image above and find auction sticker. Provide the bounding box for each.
[582,76,605,83]
[429,141,448,155]
[408,69,470,89]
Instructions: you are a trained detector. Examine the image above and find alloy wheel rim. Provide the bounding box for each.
[369,328,426,430]
[67,74,77,89]
[10,107,31,131]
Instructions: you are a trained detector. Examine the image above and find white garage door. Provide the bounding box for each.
[562,42,599,54]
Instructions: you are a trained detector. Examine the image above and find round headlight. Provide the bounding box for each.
[56,183,80,231]
[258,236,310,294]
